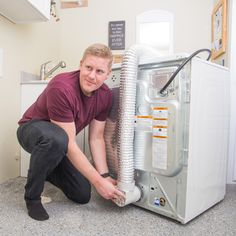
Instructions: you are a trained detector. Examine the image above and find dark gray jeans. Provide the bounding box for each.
[17,120,91,204]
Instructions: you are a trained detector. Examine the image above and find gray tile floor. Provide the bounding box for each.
[0,177,235,236]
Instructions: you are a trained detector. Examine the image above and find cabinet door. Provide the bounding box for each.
[21,84,47,114]
[28,0,51,20]
[20,84,47,177]
[0,0,50,23]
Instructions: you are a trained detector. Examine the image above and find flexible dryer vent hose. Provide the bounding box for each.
[114,44,161,206]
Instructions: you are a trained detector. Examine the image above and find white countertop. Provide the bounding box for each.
[20,71,49,84]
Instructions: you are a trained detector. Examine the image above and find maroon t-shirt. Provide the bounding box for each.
[18,70,113,134]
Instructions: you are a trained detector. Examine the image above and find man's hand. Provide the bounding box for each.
[106,176,117,186]
[94,177,125,200]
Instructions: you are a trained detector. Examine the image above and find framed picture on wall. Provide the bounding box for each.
[211,0,227,59]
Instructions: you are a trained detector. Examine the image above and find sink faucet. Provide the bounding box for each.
[40,61,66,80]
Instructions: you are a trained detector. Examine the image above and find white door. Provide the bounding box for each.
[227,0,236,183]
[20,83,47,177]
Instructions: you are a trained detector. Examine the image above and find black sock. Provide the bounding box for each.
[25,200,49,221]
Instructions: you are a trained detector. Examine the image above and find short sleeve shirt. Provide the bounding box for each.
[18,70,113,134]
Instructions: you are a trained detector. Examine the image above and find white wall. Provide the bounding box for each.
[0,0,213,183]
[227,0,236,184]
[0,16,61,183]
[59,0,212,70]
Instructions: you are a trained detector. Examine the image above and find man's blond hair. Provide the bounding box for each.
[82,43,113,69]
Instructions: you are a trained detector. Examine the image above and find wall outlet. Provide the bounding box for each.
[0,48,3,79]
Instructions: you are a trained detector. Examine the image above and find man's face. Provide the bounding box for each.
[79,55,111,96]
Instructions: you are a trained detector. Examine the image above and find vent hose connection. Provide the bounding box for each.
[114,44,161,206]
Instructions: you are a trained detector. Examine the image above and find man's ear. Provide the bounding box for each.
[107,69,112,78]
[79,60,83,68]
[105,69,112,81]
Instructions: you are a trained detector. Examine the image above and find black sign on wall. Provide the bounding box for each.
[108,21,125,50]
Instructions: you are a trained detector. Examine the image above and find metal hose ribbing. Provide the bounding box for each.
[115,44,162,200]
[117,45,138,190]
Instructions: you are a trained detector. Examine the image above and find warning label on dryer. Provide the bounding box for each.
[152,107,168,170]
[152,137,168,170]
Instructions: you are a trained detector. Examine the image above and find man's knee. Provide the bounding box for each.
[69,190,91,204]
[66,180,91,204]
[39,125,68,155]
[50,130,68,153]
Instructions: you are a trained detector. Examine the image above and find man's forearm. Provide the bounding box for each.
[89,138,109,175]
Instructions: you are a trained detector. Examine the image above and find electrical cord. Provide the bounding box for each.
[159,48,212,95]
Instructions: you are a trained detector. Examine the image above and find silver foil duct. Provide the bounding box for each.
[105,45,162,205]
